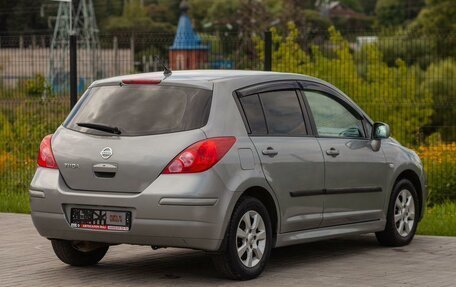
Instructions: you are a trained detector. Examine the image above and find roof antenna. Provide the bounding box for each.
[154,56,172,77]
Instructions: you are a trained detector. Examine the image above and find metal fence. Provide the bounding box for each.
[0,30,455,211]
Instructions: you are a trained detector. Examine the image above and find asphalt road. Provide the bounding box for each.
[1,213,455,287]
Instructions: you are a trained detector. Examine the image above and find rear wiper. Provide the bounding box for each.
[77,122,121,135]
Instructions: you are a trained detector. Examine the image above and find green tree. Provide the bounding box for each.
[191,0,277,34]
[407,0,455,58]
[408,0,455,34]
[147,0,181,28]
[94,0,124,27]
[375,0,406,27]
[339,0,364,12]
[375,0,424,28]
[0,0,48,33]
[205,0,242,32]
[103,0,174,34]
[361,0,378,15]
[421,59,456,141]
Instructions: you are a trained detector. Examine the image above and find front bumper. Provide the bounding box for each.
[30,168,239,251]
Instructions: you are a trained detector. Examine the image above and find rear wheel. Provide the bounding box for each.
[376,179,419,246]
[51,239,109,266]
[212,196,272,280]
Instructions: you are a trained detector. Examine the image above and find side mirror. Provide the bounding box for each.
[373,122,390,139]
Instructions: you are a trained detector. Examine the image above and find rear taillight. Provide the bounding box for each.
[162,137,236,174]
[37,134,58,169]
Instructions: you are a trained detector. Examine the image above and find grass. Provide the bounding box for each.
[0,190,30,213]
[0,190,455,236]
[417,201,456,236]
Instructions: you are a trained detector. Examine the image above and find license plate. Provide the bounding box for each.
[70,208,131,231]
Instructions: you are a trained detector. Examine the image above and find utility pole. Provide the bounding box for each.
[70,32,77,109]
[264,31,272,71]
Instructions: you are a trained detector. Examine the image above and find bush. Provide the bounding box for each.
[24,74,51,98]
[416,143,456,205]
[0,97,68,213]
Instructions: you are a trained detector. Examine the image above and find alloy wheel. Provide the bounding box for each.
[394,189,416,237]
[236,210,267,268]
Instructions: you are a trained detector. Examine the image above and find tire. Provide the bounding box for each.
[376,179,419,247]
[51,239,109,266]
[212,196,273,280]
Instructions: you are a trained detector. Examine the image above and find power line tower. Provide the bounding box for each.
[74,0,101,80]
[48,0,72,94]
[48,0,101,94]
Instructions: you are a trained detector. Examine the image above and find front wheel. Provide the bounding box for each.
[376,179,419,246]
[51,239,109,266]
[212,196,273,280]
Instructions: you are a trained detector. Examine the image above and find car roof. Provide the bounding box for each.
[90,70,320,90]
[88,69,373,123]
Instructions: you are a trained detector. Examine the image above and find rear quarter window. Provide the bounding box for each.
[239,94,268,134]
[65,84,212,136]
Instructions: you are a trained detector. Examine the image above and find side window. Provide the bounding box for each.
[305,90,365,138]
[239,94,267,134]
[259,90,307,135]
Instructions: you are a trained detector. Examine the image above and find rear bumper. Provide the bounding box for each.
[30,168,239,251]
[31,211,222,250]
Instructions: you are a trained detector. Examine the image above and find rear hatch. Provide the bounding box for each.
[52,82,212,193]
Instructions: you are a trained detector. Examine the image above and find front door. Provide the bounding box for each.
[303,89,389,227]
[237,87,325,232]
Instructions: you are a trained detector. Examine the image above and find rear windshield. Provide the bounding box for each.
[64,84,212,136]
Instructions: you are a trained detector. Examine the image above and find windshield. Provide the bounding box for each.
[64,84,212,136]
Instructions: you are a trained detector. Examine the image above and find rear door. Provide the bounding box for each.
[237,82,325,232]
[53,83,212,193]
[301,85,388,226]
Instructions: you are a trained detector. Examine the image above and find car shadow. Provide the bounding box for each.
[55,235,383,283]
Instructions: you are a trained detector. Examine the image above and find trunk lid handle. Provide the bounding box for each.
[93,163,118,173]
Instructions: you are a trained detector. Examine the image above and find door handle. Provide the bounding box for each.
[262,147,278,156]
[326,148,340,157]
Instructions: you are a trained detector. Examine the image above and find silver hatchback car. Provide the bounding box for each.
[30,70,426,280]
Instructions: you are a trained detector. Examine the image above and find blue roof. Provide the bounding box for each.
[170,13,208,50]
